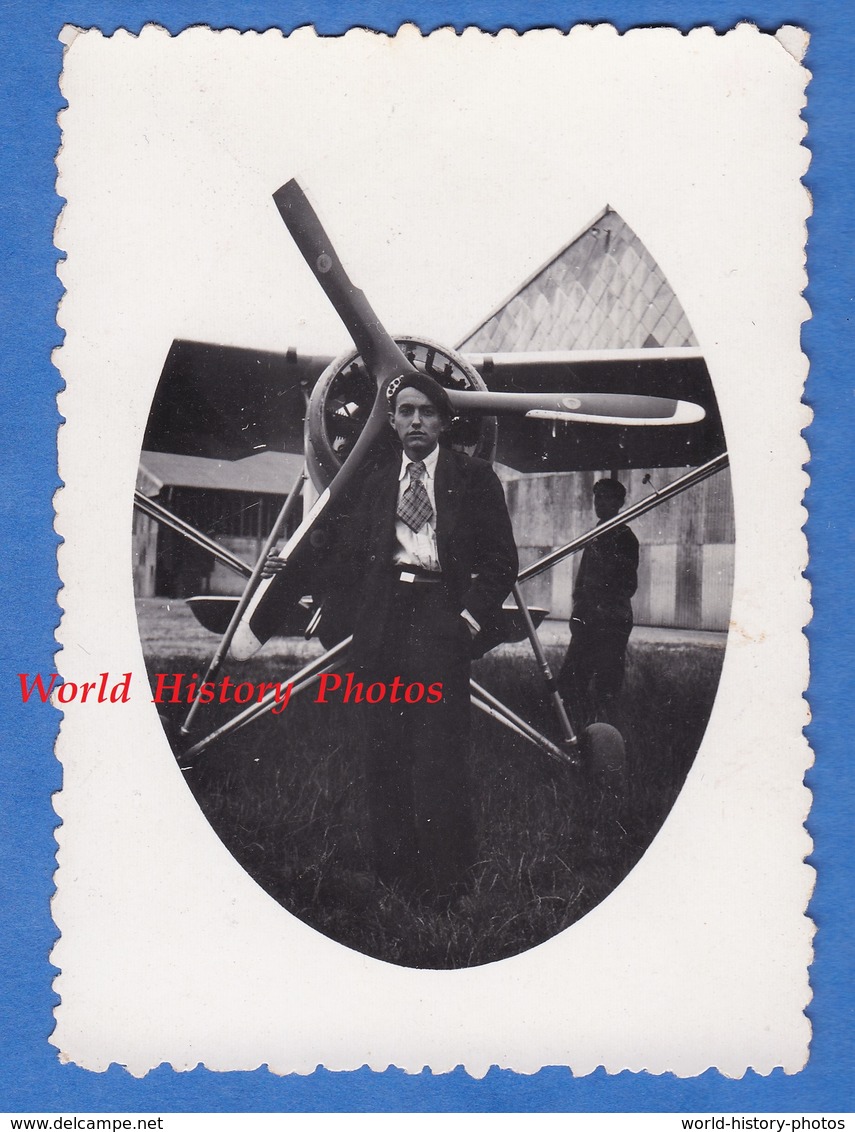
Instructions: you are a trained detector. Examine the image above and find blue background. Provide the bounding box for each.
[0,0,851,1113]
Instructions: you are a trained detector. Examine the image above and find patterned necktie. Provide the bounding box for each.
[397,460,433,532]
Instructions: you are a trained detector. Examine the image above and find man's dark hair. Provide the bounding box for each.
[593,477,626,502]
[386,371,454,421]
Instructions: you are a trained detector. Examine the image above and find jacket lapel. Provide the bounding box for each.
[435,448,461,566]
[374,459,401,558]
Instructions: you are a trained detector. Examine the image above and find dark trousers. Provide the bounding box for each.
[557,619,631,729]
[357,580,475,899]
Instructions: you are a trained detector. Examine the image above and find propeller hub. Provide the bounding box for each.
[305,335,497,490]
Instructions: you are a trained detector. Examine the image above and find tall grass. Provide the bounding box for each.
[141,602,724,969]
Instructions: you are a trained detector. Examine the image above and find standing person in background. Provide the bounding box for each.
[557,477,638,729]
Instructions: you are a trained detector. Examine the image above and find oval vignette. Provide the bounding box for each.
[132,209,733,969]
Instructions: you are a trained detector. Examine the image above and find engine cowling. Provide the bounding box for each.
[304,335,497,491]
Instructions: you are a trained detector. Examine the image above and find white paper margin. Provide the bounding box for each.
[52,24,813,1077]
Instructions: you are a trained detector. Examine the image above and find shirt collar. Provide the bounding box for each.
[399,444,440,481]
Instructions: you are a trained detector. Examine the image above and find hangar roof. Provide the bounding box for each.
[459,207,697,354]
[137,449,304,498]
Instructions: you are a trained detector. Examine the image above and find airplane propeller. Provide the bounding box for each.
[273,180,417,389]
[231,180,704,664]
[229,182,424,662]
[276,179,702,412]
[275,180,703,477]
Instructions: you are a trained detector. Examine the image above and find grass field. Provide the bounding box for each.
[139,599,726,969]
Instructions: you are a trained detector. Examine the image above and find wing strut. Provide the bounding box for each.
[181,636,352,762]
[133,491,252,577]
[179,634,576,768]
[518,452,729,584]
[180,461,308,735]
[510,582,578,750]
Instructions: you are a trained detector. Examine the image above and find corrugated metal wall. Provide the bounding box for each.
[504,465,734,631]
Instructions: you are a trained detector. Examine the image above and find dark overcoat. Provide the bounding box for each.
[320,447,518,664]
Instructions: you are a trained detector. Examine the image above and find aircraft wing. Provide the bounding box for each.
[143,339,723,471]
[142,339,332,460]
[465,347,724,470]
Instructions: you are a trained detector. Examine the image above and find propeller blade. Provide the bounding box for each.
[233,184,417,661]
[446,389,705,425]
[273,179,415,387]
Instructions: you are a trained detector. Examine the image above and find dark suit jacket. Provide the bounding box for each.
[571,524,639,631]
[319,447,518,662]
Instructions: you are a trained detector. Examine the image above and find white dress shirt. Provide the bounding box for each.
[392,445,480,633]
[393,444,441,572]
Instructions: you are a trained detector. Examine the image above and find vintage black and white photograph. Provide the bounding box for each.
[53,25,811,1075]
[134,182,731,970]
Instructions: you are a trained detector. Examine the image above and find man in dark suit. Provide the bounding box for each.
[557,478,639,729]
[325,371,518,903]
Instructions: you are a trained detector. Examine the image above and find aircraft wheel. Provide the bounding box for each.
[577,722,628,848]
[582,722,626,791]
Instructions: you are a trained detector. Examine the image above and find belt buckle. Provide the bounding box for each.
[400,570,416,584]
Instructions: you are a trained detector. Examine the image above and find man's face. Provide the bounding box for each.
[389,388,446,459]
[593,487,623,520]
